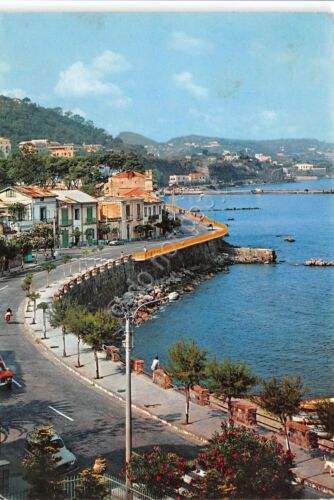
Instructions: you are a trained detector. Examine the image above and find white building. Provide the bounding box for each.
[19,139,50,153]
[255,153,272,163]
[169,173,209,186]
[52,190,98,248]
[294,163,314,171]
[0,185,57,232]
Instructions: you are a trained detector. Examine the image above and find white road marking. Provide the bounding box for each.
[48,405,74,422]
[12,379,22,388]
[0,285,8,291]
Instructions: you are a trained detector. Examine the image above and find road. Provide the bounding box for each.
[0,227,207,490]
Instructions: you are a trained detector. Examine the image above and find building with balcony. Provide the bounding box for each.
[52,190,98,248]
[48,143,82,158]
[0,185,57,232]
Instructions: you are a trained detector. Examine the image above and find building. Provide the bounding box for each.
[98,189,163,241]
[169,173,209,186]
[0,137,11,158]
[255,153,272,163]
[52,190,98,248]
[48,144,82,158]
[294,163,314,171]
[104,170,153,196]
[19,139,50,154]
[0,185,57,232]
[82,143,103,154]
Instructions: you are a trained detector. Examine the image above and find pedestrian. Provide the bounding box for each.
[4,308,12,323]
[151,356,160,383]
[120,251,124,260]
[143,246,147,255]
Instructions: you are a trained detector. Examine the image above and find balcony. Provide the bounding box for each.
[60,219,73,227]
[39,218,56,224]
[85,218,96,225]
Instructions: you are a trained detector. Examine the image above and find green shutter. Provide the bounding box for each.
[87,207,93,224]
[61,208,68,225]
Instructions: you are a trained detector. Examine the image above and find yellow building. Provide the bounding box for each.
[103,169,153,197]
[48,144,81,158]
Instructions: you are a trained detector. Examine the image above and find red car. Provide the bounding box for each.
[0,358,13,389]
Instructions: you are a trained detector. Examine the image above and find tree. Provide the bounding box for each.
[206,357,257,419]
[194,422,295,498]
[315,399,334,437]
[50,299,71,358]
[22,425,63,500]
[21,272,33,312]
[8,202,27,221]
[75,468,108,499]
[166,338,208,424]
[41,262,56,288]
[257,376,305,451]
[99,224,110,240]
[28,292,40,325]
[37,302,49,339]
[65,304,89,368]
[11,232,33,267]
[61,255,71,278]
[31,224,54,256]
[82,309,119,379]
[125,446,187,499]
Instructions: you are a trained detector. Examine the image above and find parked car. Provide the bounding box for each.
[0,358,13,389]
[25,431,77,474]
[108,240,123,246]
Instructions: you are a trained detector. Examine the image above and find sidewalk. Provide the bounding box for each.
[23,269,334,497]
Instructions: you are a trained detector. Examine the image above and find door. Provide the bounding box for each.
[62,230,69,248]
[86,207,93,224]
[127,224,130,241]
[86,228,94,246]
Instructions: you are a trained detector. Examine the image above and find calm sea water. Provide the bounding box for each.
[133,179,334,397]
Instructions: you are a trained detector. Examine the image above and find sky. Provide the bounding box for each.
[0,12,333,142]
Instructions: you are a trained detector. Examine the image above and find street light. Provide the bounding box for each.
[124,298,166,497]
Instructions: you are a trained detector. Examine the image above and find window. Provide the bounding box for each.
[6,190,15,198]
[159,205,162,214]
[149,207,152,216]
[40,207,47,221]
[137,204,141,219]
[153,205,156,215]
[74,208,80,220]
[86,207,93,224]
[144,207,147,217]
[126,205,131,218]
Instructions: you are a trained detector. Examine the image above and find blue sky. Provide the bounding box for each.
[0,12,333,142]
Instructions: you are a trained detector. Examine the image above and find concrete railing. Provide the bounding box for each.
[132,204,228,261]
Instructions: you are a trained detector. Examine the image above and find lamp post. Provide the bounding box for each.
[124,298,165,498]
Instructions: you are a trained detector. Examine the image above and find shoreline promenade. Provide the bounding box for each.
[23,264,334,498]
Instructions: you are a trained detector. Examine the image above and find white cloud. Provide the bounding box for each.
[92,50,130,74]
[107,97,133,109]
[55,50,130,98]
[172,72,208,99]
[168,31,211,55]
[260,110,278,122]
[0,88,27,99]
[70,107,86,118]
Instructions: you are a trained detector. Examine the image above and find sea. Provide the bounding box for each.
[133,179,334,397]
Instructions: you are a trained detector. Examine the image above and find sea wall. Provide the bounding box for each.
[61,239,276,310]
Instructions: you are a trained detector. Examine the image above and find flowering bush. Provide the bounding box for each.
[125,446,188,498]
[193,422,295,498]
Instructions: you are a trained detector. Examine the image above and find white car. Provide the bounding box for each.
[25,431,77,474]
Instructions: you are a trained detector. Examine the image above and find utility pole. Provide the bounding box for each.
[125,316,132,498]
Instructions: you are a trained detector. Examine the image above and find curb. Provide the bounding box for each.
[22,298,208,447]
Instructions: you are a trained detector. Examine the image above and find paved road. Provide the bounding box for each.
[0,229,205,490]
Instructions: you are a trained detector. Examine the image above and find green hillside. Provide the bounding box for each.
[117,131,158,146]
[0,95,116,149]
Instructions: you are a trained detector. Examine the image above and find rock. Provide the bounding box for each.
[142,294,154,302]
[123,292,135,301]
[285,236,295,243]
[168,291,179,301]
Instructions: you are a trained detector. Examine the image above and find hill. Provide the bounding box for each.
[0,95,116,149]
[117,131,158,146]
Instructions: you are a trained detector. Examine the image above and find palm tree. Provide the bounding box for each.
[166,338,208,425]
[21,272,33,312]
[206,356,257,420]
[37,302,49,339]
[41,262,56,288]
[28,292,41,325]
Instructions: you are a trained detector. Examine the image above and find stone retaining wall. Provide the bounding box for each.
[62,239,276,309]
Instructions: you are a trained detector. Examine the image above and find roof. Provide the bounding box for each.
[189,172,205,177]
[122,188,161,203]
[113,170,145,179]
[52,189,97,204]
[8,186,56,198]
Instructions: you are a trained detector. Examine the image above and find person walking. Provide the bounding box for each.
[151,356,160,383]
[4,308,12,323]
